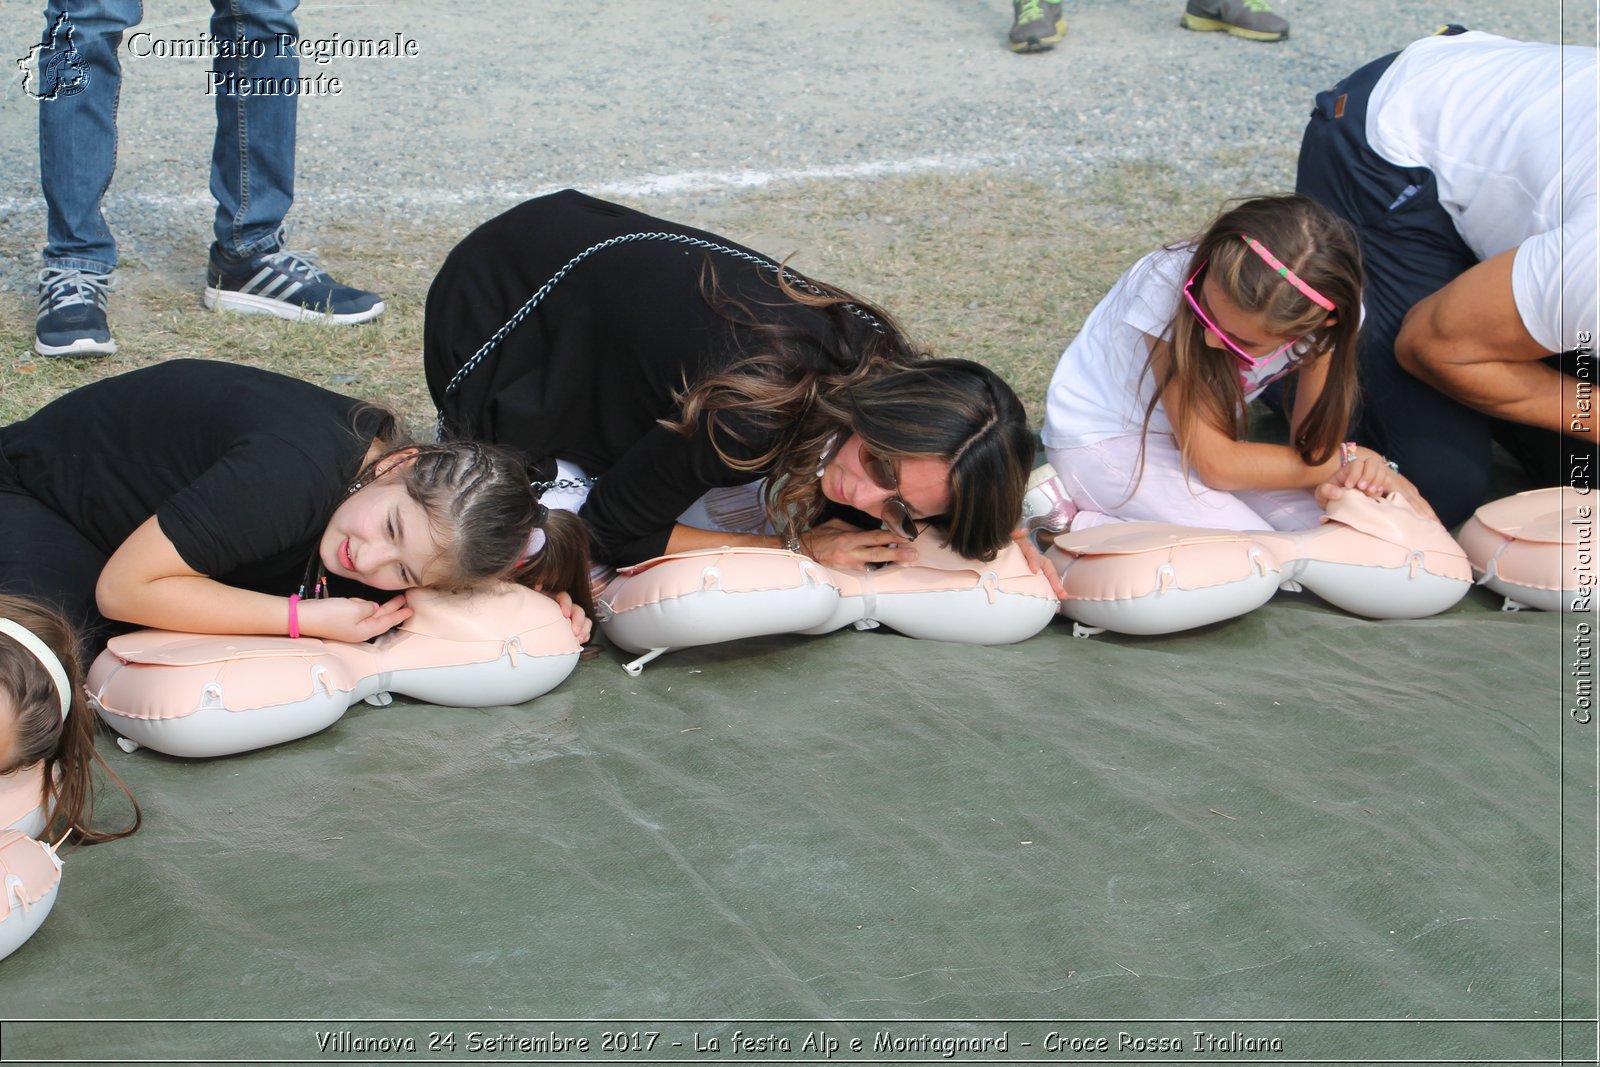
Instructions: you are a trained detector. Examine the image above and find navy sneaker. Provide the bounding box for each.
[35,267,117,357]
[203,238,385,324]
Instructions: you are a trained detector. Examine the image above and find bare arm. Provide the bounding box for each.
[1155,339,1342,492]
[663,520,916,569]
[96,517,411,642]
[1286,351,1330,445]
[1144,336,1435,516]
[1395,248,1592,441]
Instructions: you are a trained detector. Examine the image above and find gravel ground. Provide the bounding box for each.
[0,0,1591,297]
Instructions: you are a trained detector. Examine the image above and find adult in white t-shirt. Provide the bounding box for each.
[1296,28,1597,527]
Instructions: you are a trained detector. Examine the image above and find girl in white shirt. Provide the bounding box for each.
[1040,195,1430,532]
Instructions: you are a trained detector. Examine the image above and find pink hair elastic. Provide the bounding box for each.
[1241,234,1336,312]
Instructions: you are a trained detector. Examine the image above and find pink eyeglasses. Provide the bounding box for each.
[1182,259,1304,372]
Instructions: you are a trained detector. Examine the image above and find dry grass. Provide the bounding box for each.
[1,168,1233,429]
[707,165,1231,423]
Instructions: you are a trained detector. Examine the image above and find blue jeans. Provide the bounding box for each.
[37,0,301,274]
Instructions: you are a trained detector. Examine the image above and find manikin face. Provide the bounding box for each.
[318,462,445,591]
[817,434,953,538]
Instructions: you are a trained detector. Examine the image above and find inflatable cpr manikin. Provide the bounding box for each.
[0,763,60,962]
[1458,486,1595,613]
[1043,489,1473,636]
[597,535,1060,673]
[87,584,582,759]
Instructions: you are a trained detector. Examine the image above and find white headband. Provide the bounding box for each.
[0,618,72,722]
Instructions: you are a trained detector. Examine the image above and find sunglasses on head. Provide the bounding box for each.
[1182,259,1307,377]
[857,440,924,542]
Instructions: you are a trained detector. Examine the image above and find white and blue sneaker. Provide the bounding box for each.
[35,267,117,357]
[203,238,385,324]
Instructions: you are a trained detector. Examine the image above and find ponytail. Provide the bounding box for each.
[511,507,597,624]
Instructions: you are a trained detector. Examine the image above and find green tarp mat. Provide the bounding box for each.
[1,510,1594,1065]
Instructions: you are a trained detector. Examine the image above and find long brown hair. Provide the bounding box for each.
[0,594,140,845]
[1142,194,1363,477]
[667,265,1033,561]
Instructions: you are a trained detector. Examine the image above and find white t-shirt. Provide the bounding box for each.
[1042,247,1308,451]
[1367,31,1598,353]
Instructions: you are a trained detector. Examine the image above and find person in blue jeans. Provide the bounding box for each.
[30,0,383,358]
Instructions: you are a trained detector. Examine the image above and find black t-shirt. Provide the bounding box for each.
[425,189,877,565]
[0,360,385,598]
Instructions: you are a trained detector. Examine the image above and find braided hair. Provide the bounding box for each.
[356,441,596,618]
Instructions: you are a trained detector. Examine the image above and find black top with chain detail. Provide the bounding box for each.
[424,190,877,566]
[0,360,385,641]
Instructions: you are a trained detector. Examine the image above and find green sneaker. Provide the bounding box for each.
[1010,0,1066,53]
[1181,0,1289,42]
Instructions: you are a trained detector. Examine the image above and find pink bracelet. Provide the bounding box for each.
[1339,441,1358,467]
[287,593,301,639]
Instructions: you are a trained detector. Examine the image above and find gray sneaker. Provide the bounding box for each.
[1010,0,1066,52]
[1181,0,1288,41]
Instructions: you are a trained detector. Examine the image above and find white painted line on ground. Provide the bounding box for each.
[0,150,1032,217]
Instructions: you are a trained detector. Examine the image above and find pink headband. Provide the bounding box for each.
[1240,234,1336,312]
